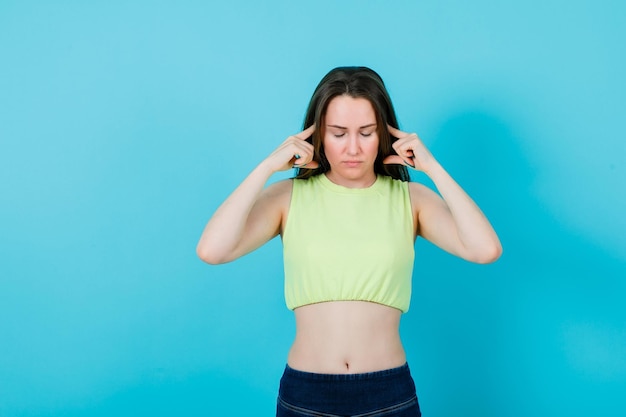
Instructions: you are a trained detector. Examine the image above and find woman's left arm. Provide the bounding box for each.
[385,126,502,264]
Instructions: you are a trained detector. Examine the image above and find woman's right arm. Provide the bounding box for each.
[196,125,317,264]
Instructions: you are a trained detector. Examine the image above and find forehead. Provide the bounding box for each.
[325,95,376,126]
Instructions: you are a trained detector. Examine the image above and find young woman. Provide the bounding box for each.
[197,67,502,417]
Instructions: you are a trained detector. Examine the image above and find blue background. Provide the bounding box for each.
[1,1,625,416]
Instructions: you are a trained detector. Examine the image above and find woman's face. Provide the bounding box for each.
[323,95,379,188]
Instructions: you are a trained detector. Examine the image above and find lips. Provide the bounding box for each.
[343,160,362,167]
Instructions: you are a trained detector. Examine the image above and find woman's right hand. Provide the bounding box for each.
[197,125,319,264]
[264,125,319,172]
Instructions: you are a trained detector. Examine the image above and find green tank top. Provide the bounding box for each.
[283,173,415,313]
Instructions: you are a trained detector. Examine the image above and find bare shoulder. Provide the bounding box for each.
[258,179,294,234]
[257,179,294,214]
[407,181,440,208]
[262,178,293,200]
[406,181,445,238]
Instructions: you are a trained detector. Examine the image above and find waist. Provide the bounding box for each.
[287,301,406,374]
[282,362,411,381]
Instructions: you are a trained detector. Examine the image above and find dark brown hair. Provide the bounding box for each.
[295,66,409,181]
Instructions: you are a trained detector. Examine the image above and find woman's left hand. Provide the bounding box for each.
[384,126,502,263]
[383,125,436,173]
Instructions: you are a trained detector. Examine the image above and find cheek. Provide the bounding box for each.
[322,137,339,159]
[367,137,381,156]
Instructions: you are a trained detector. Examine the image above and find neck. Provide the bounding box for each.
[325,171,377,189]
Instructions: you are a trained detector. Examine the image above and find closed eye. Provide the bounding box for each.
[333,133,346,138]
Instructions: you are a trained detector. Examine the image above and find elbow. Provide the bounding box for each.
[196,244,229,265]
[471,242,503,264]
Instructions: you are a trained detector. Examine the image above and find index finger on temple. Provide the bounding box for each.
[387,125,407,138]
[296,124,316,140]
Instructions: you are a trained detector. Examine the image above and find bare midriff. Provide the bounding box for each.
[287,301,406,374]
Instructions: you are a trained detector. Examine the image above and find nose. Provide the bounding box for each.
[346,134,360,155]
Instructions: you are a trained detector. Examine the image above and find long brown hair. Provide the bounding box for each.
[295,66,409,181]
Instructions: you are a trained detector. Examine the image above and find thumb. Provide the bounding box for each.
[383,155,414,167]
[294,160,320,169]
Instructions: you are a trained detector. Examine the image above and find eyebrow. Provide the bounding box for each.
[327,123,377,130]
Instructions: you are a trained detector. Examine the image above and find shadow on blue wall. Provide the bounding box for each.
[404,107,625,416]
